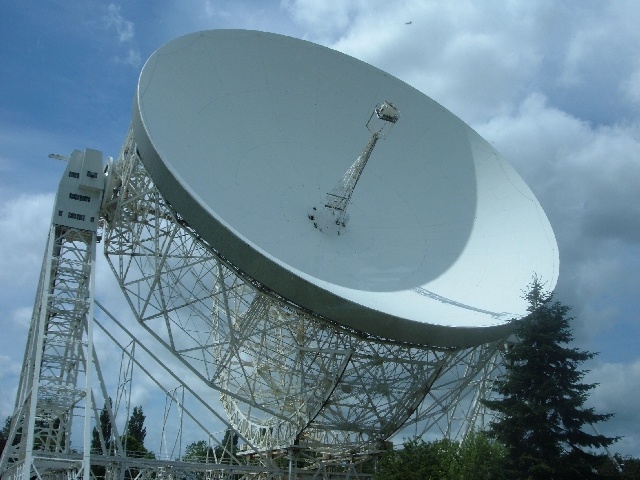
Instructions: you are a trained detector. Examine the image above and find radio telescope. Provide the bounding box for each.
[1,29,558,480]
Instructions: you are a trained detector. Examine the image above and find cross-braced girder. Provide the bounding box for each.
[102,128,509,460]
[0,226,98,480]
[2,133,511,480]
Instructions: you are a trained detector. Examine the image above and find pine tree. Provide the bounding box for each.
[484,279,618,479]
[90,399,113,479]
[91,398,112,454]
[0,416,12,458]
[125,406,152,458]
[214,428,238,464]
[127,406,146,445]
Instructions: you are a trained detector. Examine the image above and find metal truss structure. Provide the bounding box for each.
[309,102,399,233]
[101,129,508,465]
[0,225,97,480]
[1,131,508,480]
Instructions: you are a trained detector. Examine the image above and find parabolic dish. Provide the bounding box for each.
[132,29,559,348]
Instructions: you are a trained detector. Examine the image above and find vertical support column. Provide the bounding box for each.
[0,149,105,480]
[22,225,58,480]
[83,235,98,480]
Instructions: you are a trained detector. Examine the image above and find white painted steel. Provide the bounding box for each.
[132,30,558,347]
[102,142,508,453]
[0,150,109,480]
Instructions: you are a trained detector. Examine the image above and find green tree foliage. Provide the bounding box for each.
[183,440,215,463]
[0,416,11,439]
[90,401,153,459]
[0,416,12,457]
[598,455,640,479]
[213,428,238,464]
[456,431,506,480]
[374,432,505,480]
[91,398,113,454]
[615,455,640,479]
[126,406,146,446]
[181,440,217,480]
[123,434,153,458]
[124,406,153,459]
[375,438,457,480]
[90,399,114,479]
[182,432,239,480]
[483,279,618,479]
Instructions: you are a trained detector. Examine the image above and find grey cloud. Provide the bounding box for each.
[587,360,640,454]
[475,92,640,364]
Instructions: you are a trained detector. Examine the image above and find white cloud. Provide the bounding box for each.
[557,2,640,90]
[103,3,140,68]
[292,1,545,123]
[281,0,360,39]
[284,1,640,126]
[156,0,299,43]
[114,48,142,68]
[8,306,33,331]
[477,94,640,234]
[0,193,54,289]
[105,3,135,43]
[0,355,20,419]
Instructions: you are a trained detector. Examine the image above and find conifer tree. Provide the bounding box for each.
[214,427,238,464]
[127,406,146,446]
[0,416,12,458]
[484,279,618,479]
[91,398,113,454]
[125,406,152,458]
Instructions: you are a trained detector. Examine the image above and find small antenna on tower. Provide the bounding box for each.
[48,153,70,162]
[308,101,399,234]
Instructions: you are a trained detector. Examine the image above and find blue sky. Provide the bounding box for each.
[1,0,639,457]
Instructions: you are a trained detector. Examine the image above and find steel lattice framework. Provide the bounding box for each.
[101,128,508,459]
[0,225,97,480]
[309,102,398,233]
[0,133,512,480]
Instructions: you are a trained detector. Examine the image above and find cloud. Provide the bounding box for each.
[105,3,135,43]
[116,48,142,68]
[103,3,141,68]
[0,193,54,289]
[286,0,545,123]
[0,355,20,418]
[199,0,234,20]
[0,194,48,420]
[476,94,640,346]
[153,0,300,43]
[622,64,640,105]
[286,1,640,127]
[281,0,360,39]
[587,359,640,455]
